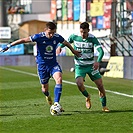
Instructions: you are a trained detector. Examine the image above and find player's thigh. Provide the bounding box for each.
[75,65,86,79]
[94,78,103,85]
[53,72,62,84]
[37,64,50,84]
[51,64,62,83]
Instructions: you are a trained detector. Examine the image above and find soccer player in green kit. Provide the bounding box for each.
[56,22,109,112]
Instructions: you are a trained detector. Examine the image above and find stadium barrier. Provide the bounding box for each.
[104,56,133,80]
[0,55,132,80]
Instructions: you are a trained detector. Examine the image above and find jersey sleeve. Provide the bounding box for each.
[97,47,104,62]
[58,34,65,44]
[30,34,40,42]
[92,37,104,62]
[59,34,74,48]
[92,37,101,47]
[68,34,74,43]
[59,43,65,48]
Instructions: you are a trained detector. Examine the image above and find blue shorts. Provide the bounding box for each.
[37,64,62,84]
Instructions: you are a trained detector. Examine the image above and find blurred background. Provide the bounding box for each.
[0,0,133,79]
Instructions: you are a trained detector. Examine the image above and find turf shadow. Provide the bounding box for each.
[0,103,44,108]
[63,109,133,114]
[0,114,14,116]
[107,109,133,113]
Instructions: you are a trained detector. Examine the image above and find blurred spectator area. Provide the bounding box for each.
[7,0,32,14]
[8,6,26,14]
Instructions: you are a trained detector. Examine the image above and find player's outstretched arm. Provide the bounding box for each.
[11,37,31,47]
[1,37,31,52]
[0,44,12,52]
[62,40,81,57]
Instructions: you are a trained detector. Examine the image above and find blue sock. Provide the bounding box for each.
[54,84,62,103]
[42,91,49,97]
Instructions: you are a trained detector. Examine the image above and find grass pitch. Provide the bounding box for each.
[0,66,133,133]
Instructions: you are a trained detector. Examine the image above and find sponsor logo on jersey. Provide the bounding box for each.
[46,45,53,52]
[74,41,93,48]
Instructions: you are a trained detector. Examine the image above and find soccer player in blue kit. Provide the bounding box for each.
[2,22,81,111]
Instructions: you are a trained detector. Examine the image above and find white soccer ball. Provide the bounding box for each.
[70,67,75,72]
[50,102,62,116]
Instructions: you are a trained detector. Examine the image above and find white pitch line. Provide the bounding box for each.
[0,67,38,77]
[0,66,133,98]
[62,80,133,98]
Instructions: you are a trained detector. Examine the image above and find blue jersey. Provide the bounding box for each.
[30,32,64,66]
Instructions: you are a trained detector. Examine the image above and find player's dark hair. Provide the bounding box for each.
[80,22,89,29]
[46,22,57,30]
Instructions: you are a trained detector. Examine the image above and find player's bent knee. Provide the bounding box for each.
[76,81,83,88]
[55,77,62,84]
[98,84,104,89]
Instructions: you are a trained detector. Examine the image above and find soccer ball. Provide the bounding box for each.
[70,67,75,72]
[50,102,62,116]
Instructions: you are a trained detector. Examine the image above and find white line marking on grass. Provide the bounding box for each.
[62,80,133,98]
[0,66,133,98]
[0,67,38,77]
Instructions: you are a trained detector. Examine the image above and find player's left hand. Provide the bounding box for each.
[93,62,100,70]
[56,46,62,55]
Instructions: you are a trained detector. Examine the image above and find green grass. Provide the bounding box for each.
[0,66,133,133]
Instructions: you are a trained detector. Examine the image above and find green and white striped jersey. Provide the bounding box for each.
[68,33,102,66]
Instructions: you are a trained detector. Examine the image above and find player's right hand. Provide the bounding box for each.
[1,44,12,52]
[73,50,82,57]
